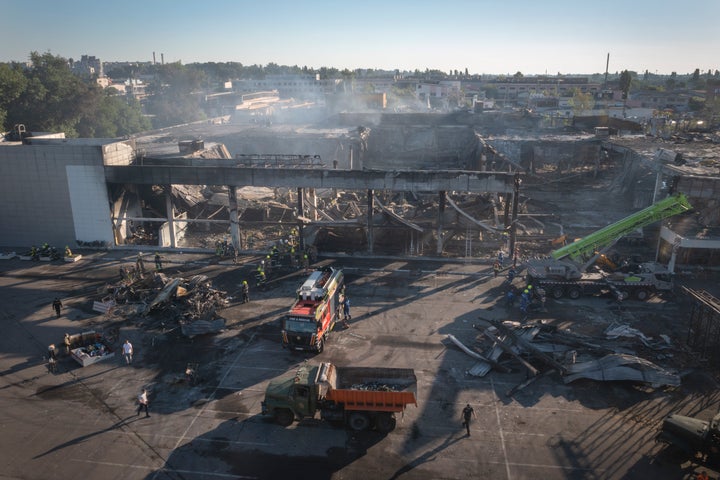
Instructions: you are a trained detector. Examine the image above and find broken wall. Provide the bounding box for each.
[364,125,478,170]
[0,140,130,248]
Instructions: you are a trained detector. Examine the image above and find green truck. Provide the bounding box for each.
[261,362,417,432]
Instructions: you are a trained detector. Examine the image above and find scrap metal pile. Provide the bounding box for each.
[350,382,404,392]
[101,272,229,337]
[448,317,684,396]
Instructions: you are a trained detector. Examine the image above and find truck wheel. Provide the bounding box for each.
[348,412,370,431]
[375,413,396,433]
[551,287,564,299]
[274,409,294,427]
[635,289,649,301]
[567,287,581,300]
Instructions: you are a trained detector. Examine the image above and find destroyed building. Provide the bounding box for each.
[1,111,720,271]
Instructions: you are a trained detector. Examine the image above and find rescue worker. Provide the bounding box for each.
[493,261,500,278]
[507,266,516,282]
[505,288,516,307]
[64,246,73,258]
[302,253,309,272]
[241,280,250,303]
[52,298,63,318]
[136,252,146,276]
[154,252,163,271]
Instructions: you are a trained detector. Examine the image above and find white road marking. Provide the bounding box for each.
[70,458,258,478]
[491,377,511,479]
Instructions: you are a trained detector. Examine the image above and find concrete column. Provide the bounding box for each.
[367,189,374,254]
[165,187,176,248]
[437,191,446,255]
[652,171,664,204]
[228,185,240,252]
[509,174,520,263]
[297,187,305,250]
[503,192,511,228]
[309,188,317,221]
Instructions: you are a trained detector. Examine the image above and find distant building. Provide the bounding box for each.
[493,76,601,101]
[238,74,330,100]
[629,90,691,112]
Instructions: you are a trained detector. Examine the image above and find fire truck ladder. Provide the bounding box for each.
[550,193,692,272]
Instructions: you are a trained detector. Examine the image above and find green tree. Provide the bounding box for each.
[77,92,150,137]
[3,52,149,137]
[0,63,27,130]
[619,70,632,99]
[569,88,595,116]
[7,52,96,136]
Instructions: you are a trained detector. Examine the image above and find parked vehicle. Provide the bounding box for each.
[281,267,343,353]
[526,193,692,301]
[656,412,720,461]
[262,362,417,432]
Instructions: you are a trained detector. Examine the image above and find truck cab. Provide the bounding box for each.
[261,364,321,426]
[281,268,344,353]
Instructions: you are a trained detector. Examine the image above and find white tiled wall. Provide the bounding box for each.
[66,165,114,243]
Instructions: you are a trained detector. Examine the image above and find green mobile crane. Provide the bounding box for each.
[526,193,692,300]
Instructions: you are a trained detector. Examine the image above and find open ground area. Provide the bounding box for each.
[1,251,719,480]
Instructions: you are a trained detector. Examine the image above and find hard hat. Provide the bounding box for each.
[523,290,529,294]
[243,280,247,284]
[528,285,533,289]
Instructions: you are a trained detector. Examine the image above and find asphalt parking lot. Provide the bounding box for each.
[0,251,717,480]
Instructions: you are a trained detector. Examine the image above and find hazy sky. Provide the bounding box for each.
[2,0,718,75]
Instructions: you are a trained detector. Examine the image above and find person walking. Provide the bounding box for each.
[47,345,57,373]
[461,404,477,436]
[136,389,150,417]
[64,333,72,355]
[342,295,351,328]
[493,261,500,278]
[123,339,134,364]
[154,252,163,271]
[241,280,250,304]
[52,298,63,318]
[136,253,146,276]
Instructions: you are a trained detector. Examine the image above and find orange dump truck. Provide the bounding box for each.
[262,362,417,432]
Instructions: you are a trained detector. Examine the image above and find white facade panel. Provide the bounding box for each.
[66,165,114,244]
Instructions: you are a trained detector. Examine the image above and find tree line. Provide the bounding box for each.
[0,52,150,138]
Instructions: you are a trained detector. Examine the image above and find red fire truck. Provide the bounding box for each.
[281,267,344,353]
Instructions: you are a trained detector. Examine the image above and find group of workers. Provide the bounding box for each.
[118,253,163,284]
[505,283,546,316]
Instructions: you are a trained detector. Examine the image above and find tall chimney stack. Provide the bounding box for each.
[153,52,156,65]
[161,53,164,65]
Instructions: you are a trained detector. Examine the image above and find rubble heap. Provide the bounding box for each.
[101,272,229,337]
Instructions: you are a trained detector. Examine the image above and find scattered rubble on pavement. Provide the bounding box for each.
[97,271,229,337]
[449,315,687,394]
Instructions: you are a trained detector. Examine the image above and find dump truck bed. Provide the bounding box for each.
[324,365,417,412]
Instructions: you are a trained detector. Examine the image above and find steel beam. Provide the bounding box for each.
[104,166,515,193]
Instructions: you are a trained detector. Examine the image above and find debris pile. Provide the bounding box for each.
[448,317,683,395]
[350,382,404,392]
[101,272,229,337]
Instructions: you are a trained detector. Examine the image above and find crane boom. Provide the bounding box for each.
[551,193,692,267]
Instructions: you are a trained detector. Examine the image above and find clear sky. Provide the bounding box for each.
[2,0,718,75]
